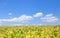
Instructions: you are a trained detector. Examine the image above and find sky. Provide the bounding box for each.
[0,0,60,25]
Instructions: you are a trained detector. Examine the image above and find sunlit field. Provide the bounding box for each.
[0,25,60,38]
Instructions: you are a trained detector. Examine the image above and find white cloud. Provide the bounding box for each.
[18,15,33,22]
[8,13,12,15]
[0,12,59,25]
[0,15,33,22]
[33,12,43,17]
[45,14,53,17]
[40,14,59,22]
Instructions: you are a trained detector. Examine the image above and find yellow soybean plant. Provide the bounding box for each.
[0,25,60,38]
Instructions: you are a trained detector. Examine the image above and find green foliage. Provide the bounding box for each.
[0,25,60,38]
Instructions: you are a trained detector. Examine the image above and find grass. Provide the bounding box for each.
[0,25,60,38]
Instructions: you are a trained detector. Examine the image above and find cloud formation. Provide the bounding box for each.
[33,12,43,17]
[0,15,33,22]
[40,14,59,22]
[8,13,12,15]
[0,12,59,25]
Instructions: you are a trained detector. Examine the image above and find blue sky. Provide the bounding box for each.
[0,0,60,25]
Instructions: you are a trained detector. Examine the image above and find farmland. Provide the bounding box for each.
[0,25,60,38]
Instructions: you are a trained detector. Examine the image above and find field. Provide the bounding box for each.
[0,25,60,38]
